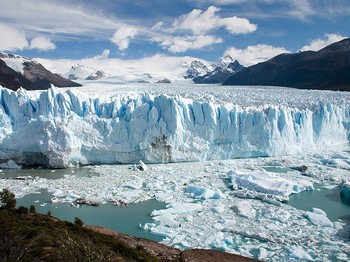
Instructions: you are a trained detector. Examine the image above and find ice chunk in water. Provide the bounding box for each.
[304,208,333,227]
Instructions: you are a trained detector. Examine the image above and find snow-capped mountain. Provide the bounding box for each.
[193,54,244,84]
[0,52,81,91]
[65,64,105,81]
[183,60,212,79]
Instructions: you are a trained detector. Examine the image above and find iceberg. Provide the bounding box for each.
[304,208,333,227]
[227,170,314,201]
[0,85,349,168]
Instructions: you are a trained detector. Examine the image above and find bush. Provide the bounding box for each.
[0,188,16,210]
[74,217,84,227]
[17,206,28,214]
[29,205,36,214]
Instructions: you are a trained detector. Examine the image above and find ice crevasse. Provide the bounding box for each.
[0,86,349,168]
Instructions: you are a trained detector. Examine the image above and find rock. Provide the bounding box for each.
[76,198,100,206]
[156,78,171,83]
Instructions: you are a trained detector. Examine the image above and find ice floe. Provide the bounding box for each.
[1,151,350,261]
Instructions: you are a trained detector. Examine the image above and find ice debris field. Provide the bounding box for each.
[0,83,350,261]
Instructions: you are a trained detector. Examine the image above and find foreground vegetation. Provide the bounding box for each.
[0,188,257,262]
[0,188,158,261]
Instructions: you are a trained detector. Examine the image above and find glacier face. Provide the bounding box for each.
[0,84,349,168]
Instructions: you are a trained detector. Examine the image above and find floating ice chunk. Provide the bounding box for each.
[141,222,157,231]
[52,189,64,197]
[231,201,256,219]
[304,208,333,227]
[152,202,203,216]
[0,160,21,169]
[227,170,314,200]
[138,160,148,171]
[259,247,268,260]
[287,246,314,261]
[65,193,80,202]
[211,204,224,213]
[122,180,143,189]
[340,180,350,200]
[186,185,224,200]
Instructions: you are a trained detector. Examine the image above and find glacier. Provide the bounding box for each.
[0,84,349,168]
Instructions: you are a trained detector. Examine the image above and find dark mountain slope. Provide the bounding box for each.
[0,53,81,91]
[223,38,350,91]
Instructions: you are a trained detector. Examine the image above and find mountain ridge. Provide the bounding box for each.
[223,38,350,91]
[0,52,81,91]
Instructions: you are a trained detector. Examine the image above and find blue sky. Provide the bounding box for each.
[0,0,349,66]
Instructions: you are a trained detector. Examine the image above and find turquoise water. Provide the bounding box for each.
[287,184,350,221]
[16,189,166,242]
[263,164,350,221]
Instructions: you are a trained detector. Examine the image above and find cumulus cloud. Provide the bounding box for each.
[172,6,257,35]
[159,35,223,53]
[29,36,56,51]
[224,44,290,66]
[0,23,29,51]
[111,27,138,51]
[92,49,110,60]
[299,33,347,52]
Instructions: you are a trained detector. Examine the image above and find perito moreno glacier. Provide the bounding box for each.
[0,84,349,168]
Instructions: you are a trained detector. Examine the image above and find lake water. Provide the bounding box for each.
[11,169,350,242]
[16,189,166,242]
[287,184,350,221]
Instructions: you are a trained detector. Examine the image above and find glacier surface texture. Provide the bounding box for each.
[0,84,349,168]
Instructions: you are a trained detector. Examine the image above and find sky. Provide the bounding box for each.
[0,0,349,73]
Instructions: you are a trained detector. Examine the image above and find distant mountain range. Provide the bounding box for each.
[1,38,349,91]
[223,38,350,91]
[0,53,81,91]
[183,54,244,84]
[65,64,106,81]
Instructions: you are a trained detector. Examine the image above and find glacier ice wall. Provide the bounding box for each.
[0,86,349,168]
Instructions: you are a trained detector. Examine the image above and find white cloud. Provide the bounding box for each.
[159,35,223,53]
[288,0,314,20]
[92,49,110,60]
[299,33,347,52]
[36,54,211,80]
[224,44,290,66]
[151,21,165,32]
[0,0,120,38]
[172,6,257,35]
[0,23,28,51]
[29,36,56,51]
[111,27,138,51]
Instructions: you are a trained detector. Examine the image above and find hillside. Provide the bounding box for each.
[223,38,350,91]
[0,53,81,91]
[0,207,257,262]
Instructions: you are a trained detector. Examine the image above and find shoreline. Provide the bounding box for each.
[88,225,258,261]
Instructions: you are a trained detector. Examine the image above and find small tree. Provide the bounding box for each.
[29,205,36,214]
[74,217,84,227]
[0,188,16,210]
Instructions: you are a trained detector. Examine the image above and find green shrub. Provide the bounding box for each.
[74,217,84,227]
[29,205,36,214]
[17,206,28,214]
[0,188,16,210]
